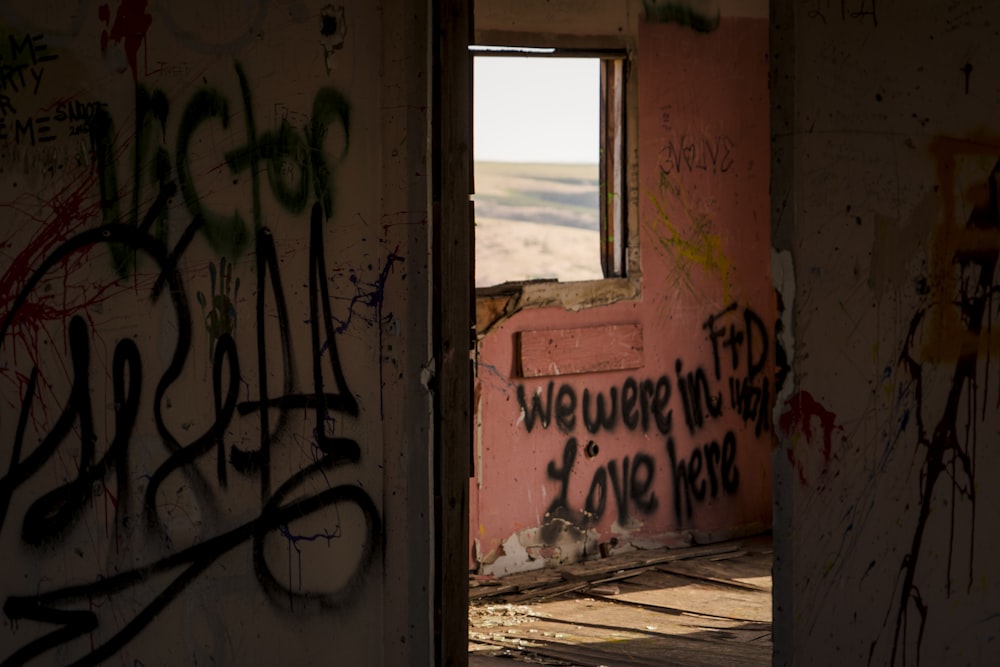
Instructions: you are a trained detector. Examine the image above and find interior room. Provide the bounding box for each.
[0,1,997,665]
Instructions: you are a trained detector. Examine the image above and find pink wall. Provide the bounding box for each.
[472,17,773,575]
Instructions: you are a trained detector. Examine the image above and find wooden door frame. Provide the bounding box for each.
[432,0,473,665]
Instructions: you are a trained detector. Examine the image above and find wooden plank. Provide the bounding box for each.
[518,323,643,377]
[522,610,771,647]
[469,570,565,601]
[598,571,772,623]
[472,625,769,667]
[469,542,774,666]
[492,566,660,604]
[657,554,772,592]
[529,596,772,639]
[469,584,521,600]
[470,542,741,601]
[575,592,761,623]
[467,635,695,667]
[433,0,472,665]
[656,565,770,592]
[508,619,771,665]
[502,580,592,604]
[557,542,742,581]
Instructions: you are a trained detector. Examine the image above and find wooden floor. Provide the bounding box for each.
[468,535,772,667]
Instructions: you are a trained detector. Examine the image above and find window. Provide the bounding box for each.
[472,50,627,288]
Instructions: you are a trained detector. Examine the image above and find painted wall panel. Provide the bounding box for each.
[472,14,774,576]
[772,1,1000,664]
[517,324,644,377]
[0,1,433,665]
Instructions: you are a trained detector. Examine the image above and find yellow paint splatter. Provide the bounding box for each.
[646,175,734,300]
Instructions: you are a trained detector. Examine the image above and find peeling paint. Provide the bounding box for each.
[475,277,641,338]
[478,521,600,577]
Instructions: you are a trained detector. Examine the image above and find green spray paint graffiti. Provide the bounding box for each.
[90,61,350,276]
[642,1,721,32]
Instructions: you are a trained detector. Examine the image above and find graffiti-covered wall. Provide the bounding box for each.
[772,1,1000,664]
[471,1,773,575]
[0,1,434,665]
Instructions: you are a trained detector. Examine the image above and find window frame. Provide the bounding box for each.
[600,55,626,278]
[471,37,640,336]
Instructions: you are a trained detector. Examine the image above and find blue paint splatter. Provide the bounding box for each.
[331,251,404,334]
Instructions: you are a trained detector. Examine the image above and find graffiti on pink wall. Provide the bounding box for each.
[515,303,772,532]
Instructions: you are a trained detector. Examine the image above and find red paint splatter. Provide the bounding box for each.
[779,390,841,463]
[785,447,808,485]
[0,172,102,319]
[0,169,124,422]
[779,390,843,484]
[100,0,152,80]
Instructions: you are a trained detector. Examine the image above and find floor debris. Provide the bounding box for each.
[469,534,773,667]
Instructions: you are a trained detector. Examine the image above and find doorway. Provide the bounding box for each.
[437,2,775,665]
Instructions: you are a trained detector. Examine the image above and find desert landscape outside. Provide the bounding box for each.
[473,161,603,286]
[473,55,603,287]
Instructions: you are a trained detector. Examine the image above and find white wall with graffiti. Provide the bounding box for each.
[772,0,1000,664]
[0,1,434,665]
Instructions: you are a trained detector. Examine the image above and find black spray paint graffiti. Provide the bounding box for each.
[0,69,384,666]
[517,376,673,436]
[0,213,382,667]
[520,307,766,528]
[545,438,659,528]
[666,431,739,521]
[542,430,740,530]
[869,156,998,666]
[641,1,721,32]
[517,308,769,439]
[672,359,723,436]
[0,31,61,146]
[659,134,735,176]
[703,303,771,436]
[807,0,878,26]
